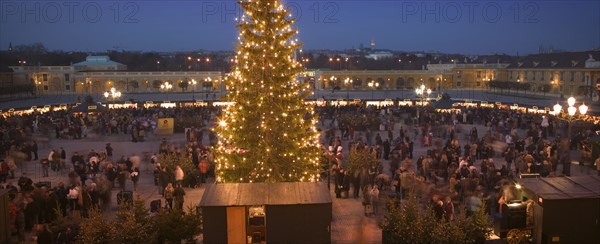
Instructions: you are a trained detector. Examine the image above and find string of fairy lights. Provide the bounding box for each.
[213,0,322,183]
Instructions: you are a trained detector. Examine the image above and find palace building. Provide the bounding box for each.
[7,52,600,99]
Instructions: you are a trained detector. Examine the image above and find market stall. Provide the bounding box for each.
[200,182,332,244]
[515,176,600,244]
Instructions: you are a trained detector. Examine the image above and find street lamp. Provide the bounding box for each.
[553,96,588,140]
[103,87,122,102]
[368,80,379,99]
[415,84,431,119]
[191,79,197,100]
[329,76,339,94]
[160,81,173,100]
[204,77,212,99]
[344,77,351,99]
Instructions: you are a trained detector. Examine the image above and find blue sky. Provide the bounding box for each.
[1,0,598,54]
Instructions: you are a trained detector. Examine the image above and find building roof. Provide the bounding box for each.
[71,56,124,67]
[518,175,600,200]
[199,182,332,207]
[507,51,600,69]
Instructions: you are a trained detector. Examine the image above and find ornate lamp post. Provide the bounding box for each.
[344,77,351,99]
[368,80,379,99]
[553,96,588,140]
[160,81,173,100]
[191,79,197,100]
[103,87,122,102]
[415,84,431,120]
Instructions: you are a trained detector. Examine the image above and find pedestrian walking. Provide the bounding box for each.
[173,183,186,210]
[164,183,174,209]
[105,143,113,161]
[130,167,140,191]
[32,141,39,160]
[40,159,50,177]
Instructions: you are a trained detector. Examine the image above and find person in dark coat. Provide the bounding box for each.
[334,166,343,198]
[130,167,140,191]
[383,139,391,160]
[351,170,361,199]
[105,143,113,161]
[342,171,351,198]
[32,140,39,160]
[173,183,186,210]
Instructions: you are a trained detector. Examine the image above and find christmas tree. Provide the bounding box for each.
[213,0,321,183]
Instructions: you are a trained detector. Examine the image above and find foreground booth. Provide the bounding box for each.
[517,176,600,244]
[200,182,332,244]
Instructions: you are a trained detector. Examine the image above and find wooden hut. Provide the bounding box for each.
[517,175,600,244]
[200,182,332,244]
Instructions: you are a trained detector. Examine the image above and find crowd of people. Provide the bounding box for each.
[0,102,599,243]
[317,104,600,220]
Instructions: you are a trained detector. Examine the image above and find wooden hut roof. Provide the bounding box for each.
[199,182,332,207]
[518,175,600,200]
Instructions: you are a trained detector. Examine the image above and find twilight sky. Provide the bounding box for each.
[1,0,599,54]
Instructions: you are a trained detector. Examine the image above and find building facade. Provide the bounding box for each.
[9,52,600,99]
[10,56,223,95]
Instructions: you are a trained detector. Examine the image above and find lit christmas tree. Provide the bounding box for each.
[213,0,321,183]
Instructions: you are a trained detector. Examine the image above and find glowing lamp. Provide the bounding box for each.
[567,106,577,116]
[567,97,575,107]
[553,103,562,115]
[579,103,588,115]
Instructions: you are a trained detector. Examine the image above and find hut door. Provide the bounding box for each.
[227,207,246,244]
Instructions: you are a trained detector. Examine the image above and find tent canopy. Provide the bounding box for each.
[432,93,454,109]
[71,96,108,113]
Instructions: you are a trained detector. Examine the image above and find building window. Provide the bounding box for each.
[476,71,481,78]
[456,71,462,79]
[43,85,49,91]
[550,72,554,81]
[570,71,575,82]
[43,74,48,81]
[456,81,462,87]
[476,82,481,87]
[65,85,70,91]
[65,74,70,81]
[560,72,564,80]
[509,71,513,80]
[540,72,544,81]
[516,73,520,80]
[532,72,536,80]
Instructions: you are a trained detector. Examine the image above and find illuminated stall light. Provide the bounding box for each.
[398,99,413,106]
[213,101,236,107]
